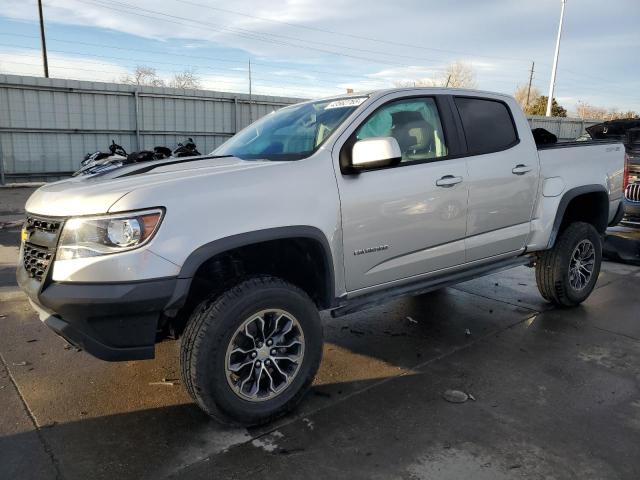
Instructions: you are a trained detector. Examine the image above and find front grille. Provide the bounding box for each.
[25,217,62,233]
[22,243,54,281]
[22,215,63,282]
[625,183,640,203]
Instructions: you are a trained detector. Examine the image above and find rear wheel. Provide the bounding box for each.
[180,276,323,426]
[535,221,602,307]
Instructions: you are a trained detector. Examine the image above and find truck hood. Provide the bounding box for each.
[25,155,278,217]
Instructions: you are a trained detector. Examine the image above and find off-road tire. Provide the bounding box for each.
[180,276,323,426]
[535,221,602,307]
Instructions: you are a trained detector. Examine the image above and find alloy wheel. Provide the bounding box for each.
[225,309,305,402]
[569,239,596,291]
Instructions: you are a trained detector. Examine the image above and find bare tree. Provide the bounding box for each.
[442,62,477,88]
[576,101,639,120]
[576,102,607,120]
[514,84,541,110]
[121,66,165,87]
[617,110,640,120]
[393,62,477,89]
[393,78,437,88]
[169,69,202,89]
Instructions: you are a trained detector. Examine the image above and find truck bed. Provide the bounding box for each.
[539,139,624,223]
[536,139,620,150]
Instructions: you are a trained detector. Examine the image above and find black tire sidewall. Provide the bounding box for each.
[559,223,602,304]
[193,280,323,424]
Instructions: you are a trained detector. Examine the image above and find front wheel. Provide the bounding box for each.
[180,276,323,426]
[535,221,602,307]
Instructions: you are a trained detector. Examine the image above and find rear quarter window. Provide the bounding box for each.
[454,97,518,155]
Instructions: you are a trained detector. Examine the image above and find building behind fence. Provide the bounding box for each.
[0,74,601,183]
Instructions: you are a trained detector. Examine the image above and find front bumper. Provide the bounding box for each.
[17,265,189,361]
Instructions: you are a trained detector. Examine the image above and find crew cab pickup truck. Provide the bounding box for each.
[17,88,625,425]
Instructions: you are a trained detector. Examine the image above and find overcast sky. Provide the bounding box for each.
[0,0,638,113]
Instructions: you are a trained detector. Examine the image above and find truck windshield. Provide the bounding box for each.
[212,97,367,161]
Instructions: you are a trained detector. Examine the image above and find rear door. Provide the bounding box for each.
[453,96,539,261]
[333,94,469,292]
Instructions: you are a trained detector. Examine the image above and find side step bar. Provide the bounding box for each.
[330,255,534,318]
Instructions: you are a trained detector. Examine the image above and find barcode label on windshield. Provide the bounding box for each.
[325,97,367,109]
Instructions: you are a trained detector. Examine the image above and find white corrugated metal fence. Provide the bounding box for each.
[527,115,600,141]
[0,74,301,183]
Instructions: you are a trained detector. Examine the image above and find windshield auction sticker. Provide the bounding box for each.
[325,97,368,109]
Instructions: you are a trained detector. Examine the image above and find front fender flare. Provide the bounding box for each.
[165,226,336,311]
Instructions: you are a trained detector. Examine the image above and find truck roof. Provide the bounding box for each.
[310,87,513,104]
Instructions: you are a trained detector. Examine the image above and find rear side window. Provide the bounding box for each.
[454,97,518,155]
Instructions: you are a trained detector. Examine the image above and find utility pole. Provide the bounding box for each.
[526,61,535,108]
[248,59,253,123]
[37,0,49,78]
[546,0,566,117]
[445,75,451,88]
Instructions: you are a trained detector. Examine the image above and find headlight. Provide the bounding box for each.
[57,209,164,260]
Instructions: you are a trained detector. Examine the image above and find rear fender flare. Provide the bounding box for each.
[547,184,609,248]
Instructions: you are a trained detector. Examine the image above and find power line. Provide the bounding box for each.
[0,41,533,91]
[75,0,422,68]
[1,3,631,102]
[0,42,390,89]
[67,0,628,93]
[86,0,468,67]
[526,61,535,107]
[248,59,253,122]
[36,0,48,78]
[5,29,625,92]
[107,0,630,91]
[0,58,351,94]
[3,61,638,106]
[171,0,532,64]
[2,39,627,101]
[0,61,332,97]
[0,32,392,84]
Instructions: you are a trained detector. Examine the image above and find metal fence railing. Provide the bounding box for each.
[527,115,600,141]
[0,74,301,183]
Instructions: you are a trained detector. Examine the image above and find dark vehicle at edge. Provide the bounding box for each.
[585,120,640,226]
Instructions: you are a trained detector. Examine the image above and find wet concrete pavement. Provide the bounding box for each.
[1,189,640,479]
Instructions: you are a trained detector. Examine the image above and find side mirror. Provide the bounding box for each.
[351,137,401,171]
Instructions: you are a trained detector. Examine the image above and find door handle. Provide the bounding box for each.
[512,164,532,175]
[435,175,463,187]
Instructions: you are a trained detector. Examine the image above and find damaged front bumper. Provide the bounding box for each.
[17,265,188,361]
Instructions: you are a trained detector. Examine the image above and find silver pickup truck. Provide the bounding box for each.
[17,88,624,425]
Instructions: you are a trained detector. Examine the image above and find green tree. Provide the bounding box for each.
[525,96,567,117]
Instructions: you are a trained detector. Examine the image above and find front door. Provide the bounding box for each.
[334,96,469,293]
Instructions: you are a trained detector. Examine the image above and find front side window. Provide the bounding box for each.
[454,97,518,155]
[355,98,448,163]
[213,97,367,161]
